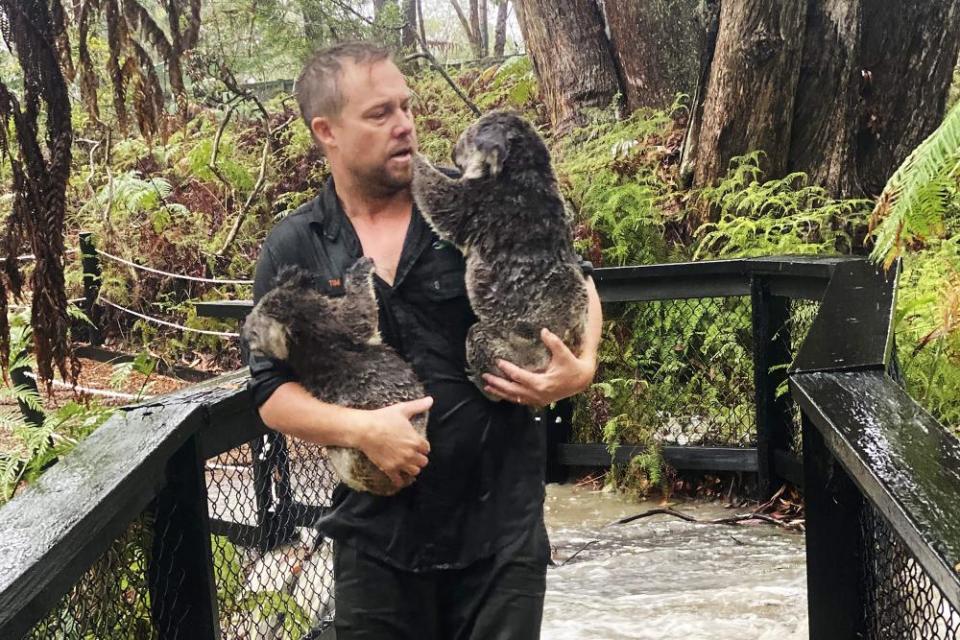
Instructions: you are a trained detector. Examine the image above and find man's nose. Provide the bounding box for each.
[392,110,414,137]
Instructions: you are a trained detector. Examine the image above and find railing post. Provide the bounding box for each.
[751,277,793,498]
[544,398,573,483]
[78,232,103,346]
[149,434,220,639]
[9,348,44,429]
[802,414,866,639]
[251,432,297,551]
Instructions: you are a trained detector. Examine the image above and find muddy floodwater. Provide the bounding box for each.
[541,484,808,640]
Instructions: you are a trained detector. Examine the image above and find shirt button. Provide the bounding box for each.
[433,280,441,290]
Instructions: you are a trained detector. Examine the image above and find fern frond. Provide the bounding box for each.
[870,102,960,267]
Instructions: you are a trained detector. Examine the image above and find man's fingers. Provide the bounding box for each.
[495,359,539,386]
[400,396,434,417]
[415,437,431,455]
[411,452,429,467]
[387,471,406,488]
[402,463,422,477]
[541,327,572,359]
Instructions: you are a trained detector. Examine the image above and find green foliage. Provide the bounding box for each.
[894,237,960,431]
[554,107,680,267]
[694,153,871,259]
[870,101,960,268]
[0,314,114,504]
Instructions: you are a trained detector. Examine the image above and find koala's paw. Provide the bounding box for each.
[347,256,376,281]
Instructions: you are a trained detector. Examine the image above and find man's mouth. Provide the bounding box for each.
[389,147,413,162]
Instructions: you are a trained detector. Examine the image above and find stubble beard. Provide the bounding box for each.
[355,161,412,199]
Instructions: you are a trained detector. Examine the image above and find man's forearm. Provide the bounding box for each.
[258,381,368,448]
[581,277,603,379]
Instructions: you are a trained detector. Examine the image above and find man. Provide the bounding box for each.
[247,41,603,639]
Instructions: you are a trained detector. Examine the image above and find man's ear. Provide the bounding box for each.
[311,116,336,149]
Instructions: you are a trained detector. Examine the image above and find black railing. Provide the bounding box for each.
[0,256,958,640]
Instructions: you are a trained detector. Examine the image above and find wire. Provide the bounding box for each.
[1,249,78,263]
[23,371,153,401]
[97,249,254,285]
[99,297,240,338]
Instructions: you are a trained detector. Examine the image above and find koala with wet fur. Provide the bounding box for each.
[411,110,589,398]
[242,257,427,495]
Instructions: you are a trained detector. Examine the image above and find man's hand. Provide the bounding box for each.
[482,329,596,408]
[356,396,433,489]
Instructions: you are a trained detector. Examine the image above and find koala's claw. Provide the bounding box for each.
[347,256,376,281]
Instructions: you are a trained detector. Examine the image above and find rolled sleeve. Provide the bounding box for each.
[245,243,300,407]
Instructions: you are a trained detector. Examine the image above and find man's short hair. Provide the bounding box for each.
[295,41,393,131]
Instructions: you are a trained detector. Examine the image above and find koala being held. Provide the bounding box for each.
[242,258,427,495]
[412,111,589,397]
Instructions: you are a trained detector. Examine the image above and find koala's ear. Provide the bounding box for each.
[463,123,508,179]
[271,265,318,291]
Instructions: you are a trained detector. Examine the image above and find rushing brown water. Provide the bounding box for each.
[541,484,808,640]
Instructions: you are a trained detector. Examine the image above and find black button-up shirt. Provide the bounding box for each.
[248,177,546,571]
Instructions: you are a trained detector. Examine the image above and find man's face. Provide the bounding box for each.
[314,59,418,197]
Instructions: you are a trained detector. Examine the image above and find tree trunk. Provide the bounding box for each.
[514,0,620,133]
[686,0,960,197]
[450,0,482,57]
[479,0,488,57]
[493,0,509,57]
[601,0,707,111]
[787,0,863,196]
[690,0,807,187]
[855,0,960,195]
[401,0,417,49]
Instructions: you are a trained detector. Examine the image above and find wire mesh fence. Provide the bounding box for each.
[788,299,820,456]
[585,296,756,449]
[860,503,960,639]
[206,434,339,639]
[25,513,173,640]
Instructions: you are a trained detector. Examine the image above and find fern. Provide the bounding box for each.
[870,101,960,268]
[693,154,871,259]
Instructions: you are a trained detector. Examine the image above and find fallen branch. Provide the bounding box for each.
[610,507,803,531]
[405,41,481,116]
[208,99,241,191]
[216,114,295,258]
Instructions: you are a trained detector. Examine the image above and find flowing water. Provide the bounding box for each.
[541,484,808,640]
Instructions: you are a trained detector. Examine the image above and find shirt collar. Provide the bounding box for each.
[309,176,437,289]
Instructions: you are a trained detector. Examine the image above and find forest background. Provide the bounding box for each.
[2,0,960,500]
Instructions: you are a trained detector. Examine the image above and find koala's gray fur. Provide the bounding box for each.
[412,110,589,396]
[242,257,427,495]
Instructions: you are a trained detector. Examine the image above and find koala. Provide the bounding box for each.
[242,257,427,496]
[411,110,589,397]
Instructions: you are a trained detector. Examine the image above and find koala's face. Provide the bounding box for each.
[453,111,545,180]
[242,271,342,369]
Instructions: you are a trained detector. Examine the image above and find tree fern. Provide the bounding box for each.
[870,101,960,268]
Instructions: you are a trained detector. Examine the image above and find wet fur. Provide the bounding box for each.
[412,111,589,397]
[242,258,427,495]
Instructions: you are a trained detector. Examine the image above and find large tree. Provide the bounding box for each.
[601,0,708,111]
[513,0,620,134]
[685,0,960,196]
[519,0,960,198]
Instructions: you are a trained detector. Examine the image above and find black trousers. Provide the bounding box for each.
[332,522,549,640]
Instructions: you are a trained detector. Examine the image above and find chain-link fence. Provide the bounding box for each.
[207,434,339,639]
[583,296,756,449]
[861,503,960,639]
[26,515,164,639]
[20,431,340,640]
[583,295,818,454]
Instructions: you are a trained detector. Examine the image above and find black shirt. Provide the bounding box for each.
[247,177,546,572]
